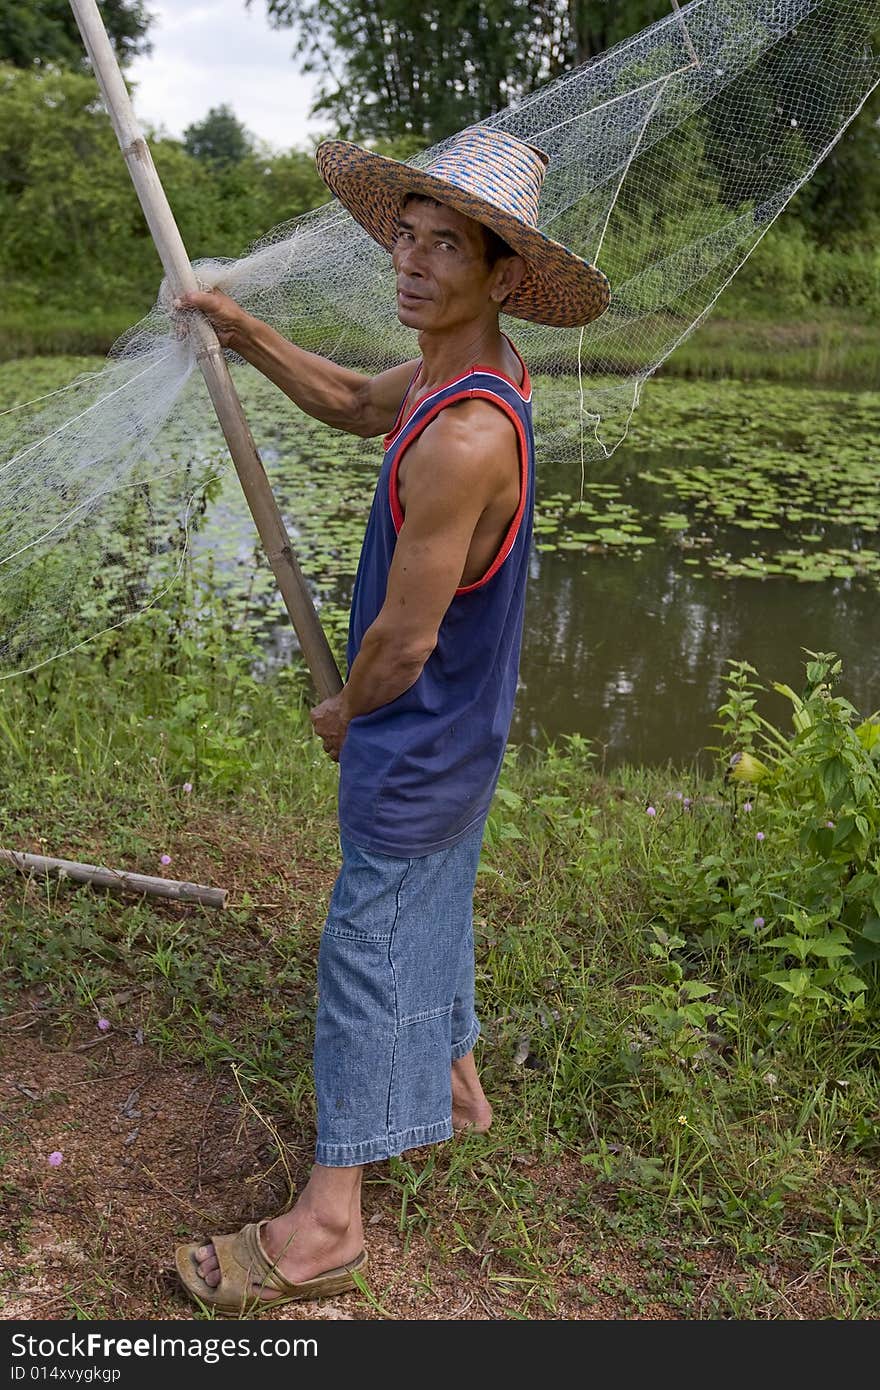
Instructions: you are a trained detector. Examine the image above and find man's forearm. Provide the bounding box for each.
[230,313,369,434]
[340,622,434,724]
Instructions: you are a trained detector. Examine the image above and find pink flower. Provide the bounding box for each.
[646,806,656,817]
[97,1018,110,1032]
[160,854,171,866]
[743,801,753,812]
[756,831,765,842]
[683,797,692,810]
[754,916,765,928]
[48,1151,63,1168]
[826,820,834,829]
[183,782,193,794]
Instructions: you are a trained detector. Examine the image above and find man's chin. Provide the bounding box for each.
[396,292,435,325]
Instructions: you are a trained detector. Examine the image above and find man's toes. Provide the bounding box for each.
[195,1244,221,1286]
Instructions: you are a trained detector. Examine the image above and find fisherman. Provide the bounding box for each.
[175,127,609,1312]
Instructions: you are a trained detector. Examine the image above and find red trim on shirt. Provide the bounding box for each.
[382,336,531,451]
[382,363,422,450]
[387,387,529,595]
[474,338,532,402]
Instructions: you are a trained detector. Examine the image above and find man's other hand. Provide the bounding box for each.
[310,693,351,762]
[173,289,247,347]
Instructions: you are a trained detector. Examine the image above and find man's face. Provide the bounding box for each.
[391,198,510,331]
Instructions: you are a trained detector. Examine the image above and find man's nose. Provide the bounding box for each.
[396,242,426,276]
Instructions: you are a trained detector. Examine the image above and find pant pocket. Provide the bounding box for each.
[387,1006,453,1136]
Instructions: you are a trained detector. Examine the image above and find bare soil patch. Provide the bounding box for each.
[2,1027,834,1321]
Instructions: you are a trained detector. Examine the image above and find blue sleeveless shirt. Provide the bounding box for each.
[338,341,535,857]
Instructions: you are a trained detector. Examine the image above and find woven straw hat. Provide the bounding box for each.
[316,127,610,328]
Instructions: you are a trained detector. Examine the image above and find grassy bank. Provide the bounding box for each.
[655,312,880,387]
[2,303,878,388]
[1,587,879,1319]
[0,306,148,361]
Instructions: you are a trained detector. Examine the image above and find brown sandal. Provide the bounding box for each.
[175,1221,367,1316]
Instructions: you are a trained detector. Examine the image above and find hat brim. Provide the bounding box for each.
[316,141,610,329]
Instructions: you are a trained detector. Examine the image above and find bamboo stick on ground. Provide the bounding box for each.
[68,0,342,702]
[0,848,227,910]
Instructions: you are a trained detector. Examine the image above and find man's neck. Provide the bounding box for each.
[416,318,510,389]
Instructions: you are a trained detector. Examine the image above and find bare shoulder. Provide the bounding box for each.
[413,397,519,475]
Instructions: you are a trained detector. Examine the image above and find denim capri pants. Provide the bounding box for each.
[313,821,484,1166]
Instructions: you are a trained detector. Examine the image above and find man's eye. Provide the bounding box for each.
[437,242,456,252]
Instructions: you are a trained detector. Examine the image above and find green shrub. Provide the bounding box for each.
[647,652,880,1030]
[728,223,880,317]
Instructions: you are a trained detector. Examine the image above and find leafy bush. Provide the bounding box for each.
[0,64,329,318]
[727,223,880,317]
[647,652,880,1029]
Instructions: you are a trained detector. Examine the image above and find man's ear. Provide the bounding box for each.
[490,254,526,306]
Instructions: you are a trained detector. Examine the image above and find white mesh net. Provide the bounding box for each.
[1,0,878,674]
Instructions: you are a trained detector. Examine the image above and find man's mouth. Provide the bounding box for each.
[398,288,427,304]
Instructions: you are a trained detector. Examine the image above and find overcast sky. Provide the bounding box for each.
[128,0,324,150]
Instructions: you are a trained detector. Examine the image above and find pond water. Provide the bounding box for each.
[514,533,880,766]
[192,372,880,767]
[3,363,877,767]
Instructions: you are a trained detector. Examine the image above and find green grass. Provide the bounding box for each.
[657,312,880,387]
[2,300,878,386]
[0,305,148,361]
[1,586,879,1318]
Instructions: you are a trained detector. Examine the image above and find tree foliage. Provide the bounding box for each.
[0,0,152,71]
[255,1,672,139]
[0,65,328,312]
[798,91,880,245]
[0,0,877,330]
[184,104,254,168]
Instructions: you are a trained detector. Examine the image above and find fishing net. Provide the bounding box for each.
[1,0,878,674]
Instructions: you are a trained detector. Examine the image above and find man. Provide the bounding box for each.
[175,126,609,1313]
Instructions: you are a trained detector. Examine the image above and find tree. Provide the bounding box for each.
[257,0,540,141]
[784,3,880,249]
[0,0,151,71]
[253,1,671,141]
[184,104,254,169]
[796,89,880,246]
[0,64,329,313]
[699,2,880,249]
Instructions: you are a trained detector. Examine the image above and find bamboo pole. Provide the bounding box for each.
[68,0,342,702]
[0,848,227,910]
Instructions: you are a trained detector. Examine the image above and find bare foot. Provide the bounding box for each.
[193,1168,363,1301]
[452,1051,493,1134]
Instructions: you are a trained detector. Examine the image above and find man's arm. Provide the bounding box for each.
[311,401,518,758]
[174,288,418,438]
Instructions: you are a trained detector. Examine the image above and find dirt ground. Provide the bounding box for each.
[1,1021,837,1322]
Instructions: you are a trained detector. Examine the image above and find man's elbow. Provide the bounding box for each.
[349,384,378,437]
[390,636,436,680]
[369,621,436,677]
[351,408,386,439]
[350,382,396,438]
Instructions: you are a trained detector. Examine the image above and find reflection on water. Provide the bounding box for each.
[514,543,880,766]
